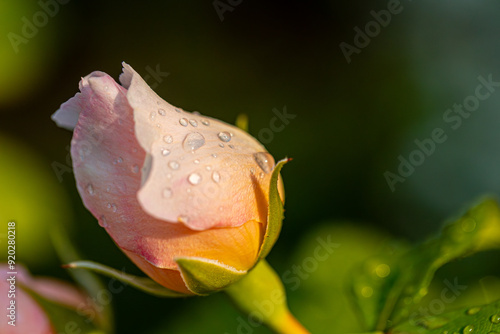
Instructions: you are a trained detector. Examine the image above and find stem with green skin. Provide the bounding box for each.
[224,260,310,334]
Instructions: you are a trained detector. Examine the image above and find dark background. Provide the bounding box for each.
[2,1,500,333]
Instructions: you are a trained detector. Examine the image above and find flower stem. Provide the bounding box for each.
[224,260,310,334]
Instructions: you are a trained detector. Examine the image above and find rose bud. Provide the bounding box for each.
[52,63,285,295]
[0,264,95,334]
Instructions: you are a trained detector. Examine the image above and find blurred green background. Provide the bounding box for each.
[1,1,500,333]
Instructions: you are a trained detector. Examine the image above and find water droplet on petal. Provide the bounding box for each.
[178,215,189,223]
[175,108,182,113]
[107,203,117,212]
[466,307,481,315]
[150,111,156,120]
[229,144,235,149]
[188,173,202,185]
[212,171,220,183]
[194,159,200,164]
[462,325,474,333]
[163,135,173,144]
[86,184,95,195]
[131,164,140,173]
[491,314,500,324]
[161,148,171,156]
[182,132,206,152]
[113,157,123,165]
[189,119,198,127]
[205,165,212,171]
[98,215,108,227]
[219,143,224,148]
[212,154,217,158]
[158,108,166,116]
[162,187,173,198]
[201,119,210,126]
[169,161,180,170]
[254,152,274,174]
[218,131,231,142]
[179,118,188,126]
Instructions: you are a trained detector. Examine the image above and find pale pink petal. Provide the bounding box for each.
[0,265,54,334]
[121,63,276,231]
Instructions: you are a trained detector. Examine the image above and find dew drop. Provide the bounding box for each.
[150,111,156,120]
[463,325,474,333]
[86,184,95,195]
[113,157,123,165]
[254,152,274,174]
[158,108,166,116]
[194,159,200,164]
[131,164,140,173]
[178,215,189,223]
[361,286,373,298]
[161,148,171,156]
[375,264,391,278]
[212,171,221,183]
[162,187,173,198]
[163,135,173,144]
[461,218,476,232]
[175,108,182,113]
[491,314,500,324]
[218,131,231,142]
[98,215,108,228]
[169,161,180,170]
[189,119,198,127]
[212,153,217,158]
[179,118,188,126]
[107,203,117,212]
[201,119,210,126]
[229,144,235,149]
[188,173,202,185]
[182,132,206,152]
[205,165,212,171]
[466,307,481,315]
[219,143,224,148]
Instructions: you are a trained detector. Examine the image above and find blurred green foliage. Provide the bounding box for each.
[2,1,500,333]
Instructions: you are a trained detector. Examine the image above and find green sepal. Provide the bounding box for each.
[175,257,247,295]
[65,260,187,298]
[391,298,500,334]
[21,284,104,334]
[258,158,289,260]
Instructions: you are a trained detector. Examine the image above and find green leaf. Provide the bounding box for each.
[176,257,247,295]
[349,239,409,331]
[65,260,187,298]
[258,158,289,260]
[349,197,500,331]
[391,299,500,334]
